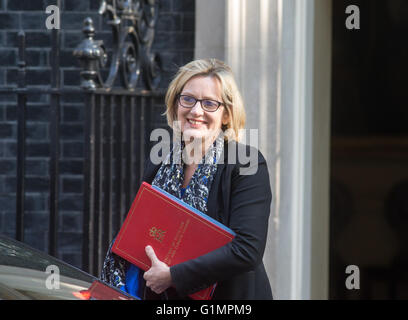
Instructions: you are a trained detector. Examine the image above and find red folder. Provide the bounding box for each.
[112,182,235,300]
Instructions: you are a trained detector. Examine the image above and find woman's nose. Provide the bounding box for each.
[190,101,204,115]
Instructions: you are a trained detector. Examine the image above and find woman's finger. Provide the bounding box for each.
[145,245,160,266]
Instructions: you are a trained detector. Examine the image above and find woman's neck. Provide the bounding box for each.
[182,136,213,165]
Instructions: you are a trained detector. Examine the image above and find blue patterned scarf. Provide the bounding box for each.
[152,133,224,214]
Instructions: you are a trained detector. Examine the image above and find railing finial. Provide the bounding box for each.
[74,0,161,91]
[73,18,107,90]
[83,17,96,39]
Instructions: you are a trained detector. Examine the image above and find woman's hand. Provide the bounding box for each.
[143,245,172,294]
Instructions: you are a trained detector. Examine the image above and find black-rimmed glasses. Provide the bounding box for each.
[178,95,224,112]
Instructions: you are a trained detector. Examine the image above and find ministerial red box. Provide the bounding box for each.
[112,182,235,300]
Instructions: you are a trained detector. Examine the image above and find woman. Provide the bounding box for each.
[101,58,273,300]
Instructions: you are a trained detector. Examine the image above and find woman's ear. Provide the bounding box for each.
[221,112,230,132]
[222,109,230,126]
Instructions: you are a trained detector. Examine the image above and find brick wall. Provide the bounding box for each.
[0,0,195,269]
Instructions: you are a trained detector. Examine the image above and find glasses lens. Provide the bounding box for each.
[180,95,196,107]
[202,100,219,111]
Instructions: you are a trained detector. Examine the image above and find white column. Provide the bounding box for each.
[195,0,227,61]
[195,0,332,300]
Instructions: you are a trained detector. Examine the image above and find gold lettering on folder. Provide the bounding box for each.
[163,219,190,265]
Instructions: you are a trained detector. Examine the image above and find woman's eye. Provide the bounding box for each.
[183,96,196,103]
[203,100,217,108]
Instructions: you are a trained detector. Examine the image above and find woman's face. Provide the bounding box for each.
[176,76,228,145]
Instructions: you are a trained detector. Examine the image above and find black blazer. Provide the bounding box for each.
[141,140,273,300]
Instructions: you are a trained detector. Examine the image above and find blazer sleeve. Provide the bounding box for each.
[169,150,272,296]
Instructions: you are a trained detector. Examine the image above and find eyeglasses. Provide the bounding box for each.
[178,95,224,112]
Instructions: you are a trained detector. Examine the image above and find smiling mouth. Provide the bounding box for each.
[188,119,207,125]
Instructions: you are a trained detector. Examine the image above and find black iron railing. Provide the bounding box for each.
[74,0,164,276]
[81,90,165,276]
[9,27,64,256]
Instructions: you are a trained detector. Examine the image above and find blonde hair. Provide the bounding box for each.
[164,59,246,141]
